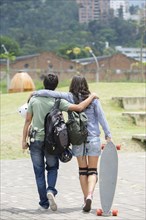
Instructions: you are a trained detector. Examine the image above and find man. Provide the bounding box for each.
[22,73,97,211]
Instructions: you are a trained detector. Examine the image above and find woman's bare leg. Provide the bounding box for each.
[83,156,99,212]
[77,156,88,200]
[87,156,99,196]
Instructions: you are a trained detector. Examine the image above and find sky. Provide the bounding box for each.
[128,0,146,6]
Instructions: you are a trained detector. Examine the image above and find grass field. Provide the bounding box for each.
[1,82,145,160]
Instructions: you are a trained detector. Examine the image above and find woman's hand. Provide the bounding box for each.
[91,92,99,99]
[106,137,112,143]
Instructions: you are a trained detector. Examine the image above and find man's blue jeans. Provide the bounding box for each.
[29,141,59,208]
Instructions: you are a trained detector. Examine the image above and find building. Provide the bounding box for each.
[0,52,144,84]
[98,0,111,20]
[0,52,80,82]
[115,46,146,62]
[110,0,146,21]
[76,0,110,23]
[110,0,130,19]
[76,53,144,81]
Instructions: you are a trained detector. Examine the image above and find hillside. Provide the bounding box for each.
[0,0,144,56]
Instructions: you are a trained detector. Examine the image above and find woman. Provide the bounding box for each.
[33,74,112,212]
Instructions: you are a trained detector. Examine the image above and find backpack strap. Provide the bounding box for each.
[73,95,87,157]
[73,95,79,104]
[67,95,78,118]
[53,98,61,109]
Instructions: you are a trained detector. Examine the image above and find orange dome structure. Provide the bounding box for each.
[9,72,35,93]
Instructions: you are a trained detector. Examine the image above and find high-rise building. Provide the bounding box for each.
[110,0,129,19]
[76,0,110,23]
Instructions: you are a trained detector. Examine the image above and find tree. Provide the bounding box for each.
[0,1,143,56]
[118,6,124,19]
[0,44,16,92]
[0,36,20,55]
[129,5,139,15]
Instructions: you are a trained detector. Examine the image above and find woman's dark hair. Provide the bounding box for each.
[43,74,58,90]
[69,75,90,102]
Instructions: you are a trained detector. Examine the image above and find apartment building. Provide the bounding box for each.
[76,0,145,22]
[110,0,130,19]
[76,0,110,23]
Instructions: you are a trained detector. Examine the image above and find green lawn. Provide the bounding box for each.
[1,82,145,159]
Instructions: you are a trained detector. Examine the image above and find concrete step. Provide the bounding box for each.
[132,134,146,143]
[112,97,146,110]
[122,112,146,126]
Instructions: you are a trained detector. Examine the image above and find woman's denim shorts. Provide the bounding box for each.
[72,136,101,157]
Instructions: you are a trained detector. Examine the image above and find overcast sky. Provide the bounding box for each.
[129,0,145,6]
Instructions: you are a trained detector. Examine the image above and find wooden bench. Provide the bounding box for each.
[132,134,146,143]
[122,112,146,126]
[112,97,146,110]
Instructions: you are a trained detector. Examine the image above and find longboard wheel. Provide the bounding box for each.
[102,143,121,150]
[116,145,121,150]
[112,209,118,216]
[96,209,103,216]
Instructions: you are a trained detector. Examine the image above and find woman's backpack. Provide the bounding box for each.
[66,95,88,145]
[66,111,88,145]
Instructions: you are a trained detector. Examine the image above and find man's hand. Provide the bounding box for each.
[22,141,29,153]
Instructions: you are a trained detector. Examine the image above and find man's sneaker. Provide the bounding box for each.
[47,192,57,211]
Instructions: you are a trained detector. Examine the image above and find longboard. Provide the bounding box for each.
[97,141,118,216]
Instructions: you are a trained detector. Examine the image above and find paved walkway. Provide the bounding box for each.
[1,152,145,220]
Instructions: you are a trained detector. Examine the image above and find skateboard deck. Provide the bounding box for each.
[97,141,118,216]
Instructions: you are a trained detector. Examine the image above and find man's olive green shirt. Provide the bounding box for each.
[27,96,70,141]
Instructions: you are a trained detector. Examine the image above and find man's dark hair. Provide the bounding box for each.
[43,74,59,90]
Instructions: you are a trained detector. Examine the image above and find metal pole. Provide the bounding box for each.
[7,57,10,91]
[89,50,99,82]
[1,44,10,92]
[140,30,145,82]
